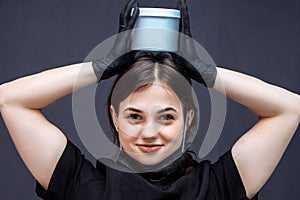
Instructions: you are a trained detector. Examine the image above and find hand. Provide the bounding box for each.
[173,0,217,88]
[92,0,139,82]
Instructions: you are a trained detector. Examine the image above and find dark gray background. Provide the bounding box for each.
[0,0,299,199]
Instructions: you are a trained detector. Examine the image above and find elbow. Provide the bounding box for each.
[283,92,300,125]
[293,93,300,123]
[0,84,7,112]
[289,94,300,126]
[296,96,300,124]
[0,83,11,112]
[0,84,4,112]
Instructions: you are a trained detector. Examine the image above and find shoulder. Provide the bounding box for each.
[36,140,106,199]
[189,150,255,200]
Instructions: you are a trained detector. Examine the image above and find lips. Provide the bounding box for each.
[136,144,163,153]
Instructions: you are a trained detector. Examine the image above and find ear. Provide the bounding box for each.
[187,109,195,128]
[110,105,119,131]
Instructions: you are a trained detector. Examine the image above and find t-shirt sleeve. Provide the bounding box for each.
[212,150,259,200]
[35,140,101,199]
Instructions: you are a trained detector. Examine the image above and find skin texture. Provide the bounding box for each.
[110,81,194,165]
[213,68,300,198]
[0,63,299,199]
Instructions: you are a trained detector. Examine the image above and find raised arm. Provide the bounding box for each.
[213,67,300,198]
[0,62,97,189]
[175,1,300,197]
[0,0,139,190]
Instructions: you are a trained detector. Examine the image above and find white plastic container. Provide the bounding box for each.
[131,8,181,52]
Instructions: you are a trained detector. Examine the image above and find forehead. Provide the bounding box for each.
[119,82,182,111]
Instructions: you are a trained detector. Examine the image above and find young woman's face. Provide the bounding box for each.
[111,81,187,165]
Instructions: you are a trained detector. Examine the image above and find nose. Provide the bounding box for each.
[140,120,162,138]
[139,105,165,138]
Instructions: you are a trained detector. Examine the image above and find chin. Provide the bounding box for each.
[139,158,162,166]
[129,152,165,166]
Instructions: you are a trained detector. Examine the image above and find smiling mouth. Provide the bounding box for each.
[136,144,164,153]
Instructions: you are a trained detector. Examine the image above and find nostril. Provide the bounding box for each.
[140,123,162,138]
[140,130,159,139]
[141,121,165,138]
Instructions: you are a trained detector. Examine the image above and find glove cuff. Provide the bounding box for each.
[202,64,217,88]
[196,60,217,88]
[92,56,112,82]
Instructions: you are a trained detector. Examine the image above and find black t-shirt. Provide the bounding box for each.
[36,141,258,200]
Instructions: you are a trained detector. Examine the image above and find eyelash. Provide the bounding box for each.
[159,114,175,121]
[127,114,142,121]
[126,113,175,122]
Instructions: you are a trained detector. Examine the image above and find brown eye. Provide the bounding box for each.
[127,114,142,121]
[159,114,174,121]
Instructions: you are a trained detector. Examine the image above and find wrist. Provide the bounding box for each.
[92,56,112,82]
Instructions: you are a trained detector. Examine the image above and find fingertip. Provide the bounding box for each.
[132,4,139,18]
[176,0,186,9]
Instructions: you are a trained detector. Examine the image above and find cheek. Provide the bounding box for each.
[160,122,184,142]
[118,130,136,149]
[117,119,143,137]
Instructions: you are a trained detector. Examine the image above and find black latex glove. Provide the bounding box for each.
[92,0,139,82]
[173,0,217,88]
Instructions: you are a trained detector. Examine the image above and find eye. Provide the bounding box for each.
[126,114,142,121]
[159,114,175,121]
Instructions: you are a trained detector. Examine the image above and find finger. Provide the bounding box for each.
[119,0,134,21]
[123,0,138,19]
[180,1,192,37]
[176,0,185,10]
[119,0,138,32]
[177,0,183,32]
[127,3,139,30]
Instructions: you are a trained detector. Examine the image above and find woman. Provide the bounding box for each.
[0,0,299,199]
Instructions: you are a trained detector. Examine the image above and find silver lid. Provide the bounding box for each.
[138,7,180,18]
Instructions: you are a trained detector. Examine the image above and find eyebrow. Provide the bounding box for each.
[123,107,142,113]
[157,107,179,114]
[123,107,179,114]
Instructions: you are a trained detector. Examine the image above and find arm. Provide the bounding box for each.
[0,0,138,190]
[0,62,97,189]
[213,67,300,198]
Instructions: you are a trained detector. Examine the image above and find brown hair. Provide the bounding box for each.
[107,51,198,147]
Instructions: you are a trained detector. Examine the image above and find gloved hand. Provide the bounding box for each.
[172,0,217,88]
[92,0,139,82]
